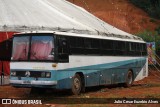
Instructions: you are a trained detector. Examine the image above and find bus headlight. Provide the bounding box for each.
[11,71,16,76]
[46,72,51,78]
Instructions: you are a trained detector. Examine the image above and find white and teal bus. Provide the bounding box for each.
[10,31,148,95]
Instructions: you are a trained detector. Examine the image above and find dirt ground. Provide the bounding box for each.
[0,68,160,107]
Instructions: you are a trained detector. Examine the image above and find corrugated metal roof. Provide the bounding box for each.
[0,0,142,41]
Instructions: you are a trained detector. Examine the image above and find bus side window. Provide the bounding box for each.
[77,37,84,48]
[142,43,147,56]
[69,37,76,48]
[100,39,113,55]
[69,37,84,54]
[85,38,92,49]
[136,43,141,56]
[129,42,136,51]
[113,41,125,56]
[92,39,100,49]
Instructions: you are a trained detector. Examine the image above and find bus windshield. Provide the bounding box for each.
[12,35,54,61]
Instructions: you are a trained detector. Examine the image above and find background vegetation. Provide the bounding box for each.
[129,0,160,53]
[130,0,160,19]
[137,26,160,51]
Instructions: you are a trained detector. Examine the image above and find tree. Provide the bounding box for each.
[130,0,160,19]
[136,29,160,51]
[150,0,159,7]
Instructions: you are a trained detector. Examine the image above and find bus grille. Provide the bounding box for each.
[11,71,51,78]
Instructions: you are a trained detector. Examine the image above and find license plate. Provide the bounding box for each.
[23,80,31,84]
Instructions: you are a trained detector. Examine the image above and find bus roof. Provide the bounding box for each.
[13,31,145,43]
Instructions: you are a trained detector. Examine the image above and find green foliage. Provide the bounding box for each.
[137,30,155,42]
[129,0,160,19]
[155,26,160,35]
[136,29,160,51]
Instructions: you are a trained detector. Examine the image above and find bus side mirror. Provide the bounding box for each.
[60,40,67,47]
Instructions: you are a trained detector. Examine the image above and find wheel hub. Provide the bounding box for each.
[74,78,80,90]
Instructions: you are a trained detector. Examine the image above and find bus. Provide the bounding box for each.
[10,31,148,95]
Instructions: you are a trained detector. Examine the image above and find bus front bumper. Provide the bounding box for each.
[10,80,57,86]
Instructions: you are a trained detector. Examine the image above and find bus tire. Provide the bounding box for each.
[71,74,82,95]
[124,70,133,87]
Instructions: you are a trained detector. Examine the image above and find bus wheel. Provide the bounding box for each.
[71,74,82,95]
[124,70,133,87]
